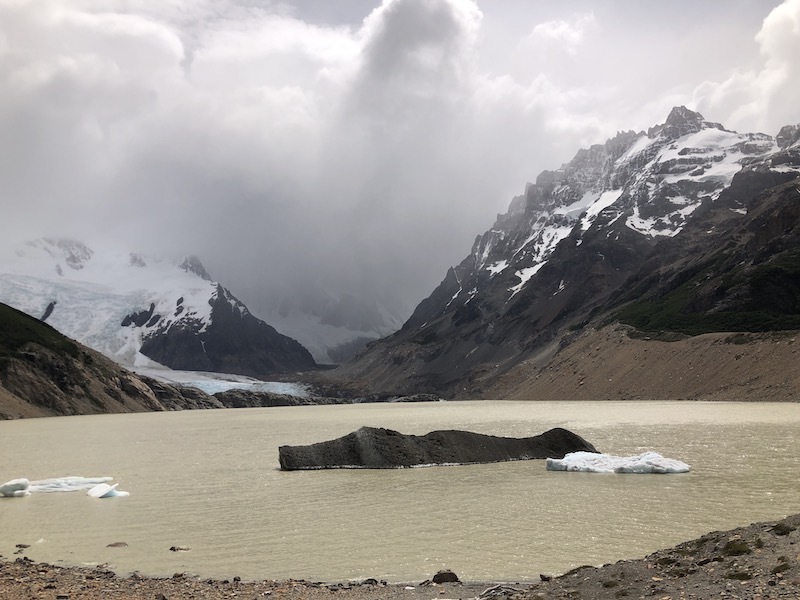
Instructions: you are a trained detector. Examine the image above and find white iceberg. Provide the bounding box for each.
[1,476,129,497]
[28,476,114,493]
[546,451,691,474]
[0,478,31,497]
[87,482,129,498]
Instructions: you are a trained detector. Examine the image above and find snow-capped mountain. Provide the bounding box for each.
[0,238,317,378]
[340,107,800,396]
[431,107,781,312]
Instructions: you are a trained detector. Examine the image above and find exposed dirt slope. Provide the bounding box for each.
[484,324,800,401]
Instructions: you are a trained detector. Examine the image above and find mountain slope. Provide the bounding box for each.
[485,324,800,403]
[338,108,800,397]
[0,302,221,419]
[0,239,317,378]
[615,179,800,334]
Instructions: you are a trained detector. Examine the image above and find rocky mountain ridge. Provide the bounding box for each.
[337,107,800,397]
[0,301,386,419]
[0,302,222,418]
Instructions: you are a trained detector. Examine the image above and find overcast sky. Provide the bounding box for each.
[1,0,799,318]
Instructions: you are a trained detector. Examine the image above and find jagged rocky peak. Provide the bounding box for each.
[178,255,212,281]
[522,129,645,215]
[605,129,642,155]
[571,130,642,169]
[495,105,783,250]
[41,238,94,270]
[417,105,790,318]
[665,105,706,128]
[776,124,800,149]
[649,105,725,140]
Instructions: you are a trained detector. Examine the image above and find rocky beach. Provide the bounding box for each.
[3,513,800,600]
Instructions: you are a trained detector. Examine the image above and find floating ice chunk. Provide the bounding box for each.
[87,482,129,498]
[546,451,690,474]
[2,476,126,497]
[29,476,113,493]
[0,478,31,497]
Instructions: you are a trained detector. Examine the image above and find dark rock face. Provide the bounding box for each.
[213,389,337,408]
[432,570,460,584]
[139,284,318,378]
[178,255,212,281]
[121,303,156,327]
[776,124,800,149]
[278,426,598,470]
[615,179,800,333]
[40,301,56,322]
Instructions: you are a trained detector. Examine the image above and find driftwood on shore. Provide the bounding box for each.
[278,426,598,470]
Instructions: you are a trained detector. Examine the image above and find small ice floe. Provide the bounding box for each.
[1,476,129,497]
[546,451,691,474]
[0,478,31,497]
[29,476,114,493]
[87,483,130,498]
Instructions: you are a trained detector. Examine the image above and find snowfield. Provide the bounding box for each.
[0,238,217,368]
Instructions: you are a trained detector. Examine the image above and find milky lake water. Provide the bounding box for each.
[2,401,800,583]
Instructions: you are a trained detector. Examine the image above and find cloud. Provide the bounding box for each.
[693,0,800,133]
[523,12,595,55]
[0,0,794,339]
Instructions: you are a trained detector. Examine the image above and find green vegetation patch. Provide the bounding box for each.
[722,539,752,556]
[771,522,797,536]
[0,303,79,360]
[617,250,800,335]
[771,563,790,575]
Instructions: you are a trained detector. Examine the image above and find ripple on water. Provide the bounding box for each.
[2,401,800,582]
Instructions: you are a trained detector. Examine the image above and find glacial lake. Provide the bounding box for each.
[2,401,800,583]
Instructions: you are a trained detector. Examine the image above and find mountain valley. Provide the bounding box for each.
[1,108,799,412]
[335,108,800,398]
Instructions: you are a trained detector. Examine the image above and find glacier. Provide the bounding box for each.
[133,367,311,397]
[0,239,216,368]
[0,237,319,377]
[546,451,691,474]
[0,476,127,497]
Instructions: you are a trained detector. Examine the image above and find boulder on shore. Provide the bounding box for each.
[278,426,598,470]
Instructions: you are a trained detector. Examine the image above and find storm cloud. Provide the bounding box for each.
[1,0,798,327]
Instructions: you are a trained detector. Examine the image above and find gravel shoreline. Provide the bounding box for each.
[3,514,800,599]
